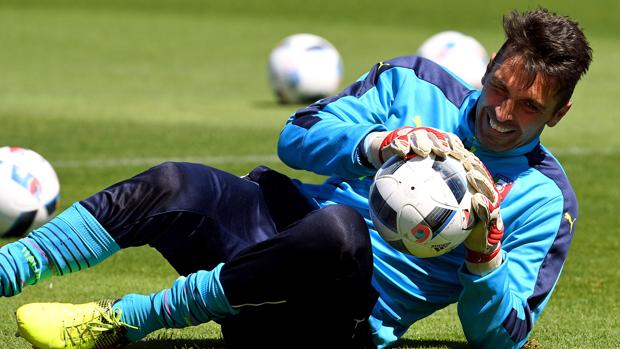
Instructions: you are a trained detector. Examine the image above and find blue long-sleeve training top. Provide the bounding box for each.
[277,56,578,348]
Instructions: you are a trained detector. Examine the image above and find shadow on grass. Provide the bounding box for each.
[390,338,468,349]
[125,338,468,349]
[126,338,225,349]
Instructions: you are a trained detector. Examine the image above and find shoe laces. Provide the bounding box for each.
[63,300,138,349]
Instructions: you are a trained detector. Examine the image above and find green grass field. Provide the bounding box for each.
[1,1,618,348]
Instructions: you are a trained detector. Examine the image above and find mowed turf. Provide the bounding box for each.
[0,1,618,348]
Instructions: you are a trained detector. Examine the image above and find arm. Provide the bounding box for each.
[277,61,396,179]
[458,185,576,348]
[277,56,476,179]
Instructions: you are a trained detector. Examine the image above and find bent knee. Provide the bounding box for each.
[144,162,197,193]
[142,161,233,196]
[310,205,370,252]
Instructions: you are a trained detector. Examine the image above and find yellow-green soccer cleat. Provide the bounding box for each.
[16,299,136,349]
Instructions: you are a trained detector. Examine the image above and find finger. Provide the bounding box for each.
[468,155,493,180]
[409,130,433,157]
[487,224,503,245]
[461,153,484,171]
[471,193,492,223]
[427,132,452,157]
[466,171,497,202]
[396,126,415,137]
[462,155,498,201]
[387,136,410,158]
[379,127,414,151]
[417,127,452,157]
[444,133,467,160]
[488,211,504,243]
[445,132,465,150]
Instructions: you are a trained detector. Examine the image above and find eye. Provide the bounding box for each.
[489,82,508,96]
[524,101,541,113]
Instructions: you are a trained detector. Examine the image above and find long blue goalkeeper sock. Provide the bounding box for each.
[0,202,119,296]
[116,263,238,342]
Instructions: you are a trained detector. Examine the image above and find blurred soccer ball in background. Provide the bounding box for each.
[369,154,475,258]
[417,31,489,88]
[0,146,60,237]
[268,33,343,104]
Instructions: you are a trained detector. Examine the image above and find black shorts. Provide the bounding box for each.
[81,162,377,348]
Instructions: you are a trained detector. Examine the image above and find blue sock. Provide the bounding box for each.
[116,263,238,341]
[0,202,119,296]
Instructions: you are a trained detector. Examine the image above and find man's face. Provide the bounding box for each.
[474,56,571,152]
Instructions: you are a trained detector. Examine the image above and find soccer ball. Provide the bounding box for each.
[268,33,343,104]
[0,146,60,237]
[417,31,489,88]
[369,154,475,258]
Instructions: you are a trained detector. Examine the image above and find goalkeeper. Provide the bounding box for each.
[2,8,592,349]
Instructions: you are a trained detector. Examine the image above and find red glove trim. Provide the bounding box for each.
[378,127,414,163]
[465,243,501,263]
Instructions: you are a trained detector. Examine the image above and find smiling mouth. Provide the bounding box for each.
[488,113,513,133]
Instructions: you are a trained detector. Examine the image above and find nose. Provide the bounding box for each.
[495,99,514,122]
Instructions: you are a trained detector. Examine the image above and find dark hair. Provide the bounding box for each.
[494,8,592,110]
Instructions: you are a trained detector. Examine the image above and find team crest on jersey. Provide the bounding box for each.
[462,209,475,229]
[494,174,513,202]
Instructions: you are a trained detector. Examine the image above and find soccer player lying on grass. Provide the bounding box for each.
[1,8,591,349]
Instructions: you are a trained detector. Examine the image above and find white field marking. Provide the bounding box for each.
[52,154,281,169]
[51,147,617,169]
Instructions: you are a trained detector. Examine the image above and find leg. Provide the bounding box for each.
[99,205,375,346]
[219,204,377,348]
[13,162,289,348]
[80,162,280,274]
[111,167,378,345]
[15,166,376,348]
[2,162,277,296]
[0,203,119,296]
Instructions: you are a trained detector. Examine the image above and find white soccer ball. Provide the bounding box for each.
[369,154,475,258]
[0,146,60,237]
[417,31,489,88]
[268,33,343,104]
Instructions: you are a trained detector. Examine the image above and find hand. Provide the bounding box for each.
[364,126,466,168]
[462,153,505,275]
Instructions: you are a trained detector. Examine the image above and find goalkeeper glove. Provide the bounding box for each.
[363,126,466,168]
[461,153,504,276]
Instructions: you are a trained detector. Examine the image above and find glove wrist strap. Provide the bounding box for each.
[465,244,503,276]
[465,243,501,263]
[364,131,389,169]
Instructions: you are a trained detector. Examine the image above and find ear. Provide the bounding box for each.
[481,58,493,86]
[547,101,572,127]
